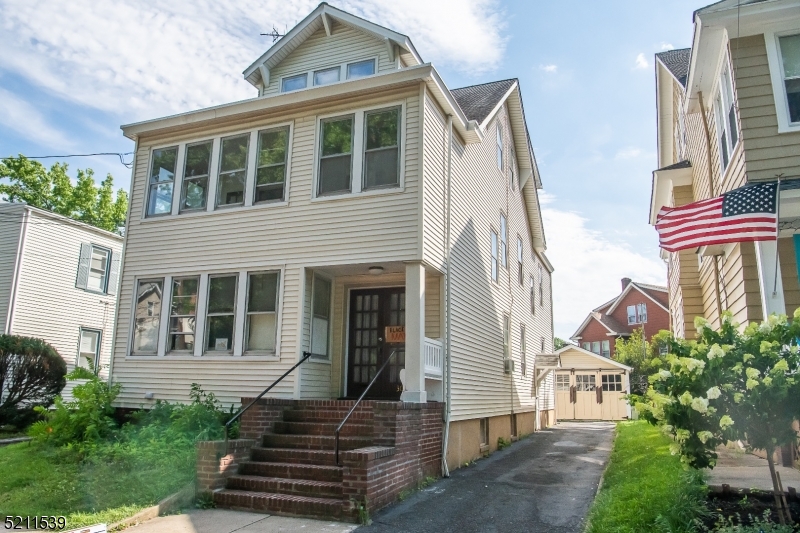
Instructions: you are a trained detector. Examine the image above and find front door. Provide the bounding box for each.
[347,287,406,399]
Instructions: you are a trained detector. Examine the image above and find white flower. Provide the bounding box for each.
[720,415,734,430]
[759,321,772,334]
[685,358,706,373]
[708,344,725,360]
[669,443,681,456]
[698,431,714,444]
[679,391,693,406]
[659,370,672,379]
[695,316,709,333]
[746,379,759,390]
[746,367,760,379]
[706,387,721,400]
[690,397,709,413]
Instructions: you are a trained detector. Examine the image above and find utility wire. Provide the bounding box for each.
[23,152,134,169]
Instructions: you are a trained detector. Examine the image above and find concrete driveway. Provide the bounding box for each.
[357,421,615,533]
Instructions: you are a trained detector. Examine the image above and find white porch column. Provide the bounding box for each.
[401,262,427,403]
[755,241,786,318]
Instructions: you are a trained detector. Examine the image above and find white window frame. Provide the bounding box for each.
[167,275,201,354]
[144,144,180,218]
[140,122,293,221]
[627,305,638,325]
[538,262,544,307]
[713,54,739,175]
[309,273,333,360]
[77,327,102,370]
[766,29,800,134]
[503,314,510,361]
[491,230,499,282]
[601,340,610,358]
[179,139,214,213]
[346,58,377,80]
[517,236,524,285]
[254,125,291,204]
[529,275,535,315]
[496,122,503,171]
[313,66,341,86]
[556,374,571,391]
[204,274,238,354]
[216,133,251,209]
[129,277,164,356]
[85,245,111,294]
[637,303,648,324]
[591,341,600,354]
[582,342,590,351]
[312,100,406,201]
[243,270,281,356]
[280,72,309,93]
[499,214,507,268]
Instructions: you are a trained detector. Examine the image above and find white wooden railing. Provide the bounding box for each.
[424,337,443,380]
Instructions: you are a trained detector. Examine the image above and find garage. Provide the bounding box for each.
[555,345,632,421]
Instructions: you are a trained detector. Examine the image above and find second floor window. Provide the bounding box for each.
[500,214,507,268]
[538,263,544,306]
[217,134,249,207]
[517,237,524,285]
[601,340,610,357]
[496,123,503,170]
[778,34,800,124]
[627,303,648,325]
[530,275,535,314]
[87,246,110,292]
[76,243,116,295]
[181,140,212,212]
[256,126,289,203]
[491,231,499,282]
[520,324,527,376]
[147,146,177,216]
[364,107,400,189]
[318,115,354,195]
[715,61,739,172]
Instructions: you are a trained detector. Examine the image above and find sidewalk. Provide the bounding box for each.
[705,446,800,491]
[125,509,357,533]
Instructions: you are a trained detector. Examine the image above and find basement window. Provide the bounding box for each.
[480,418,489,446]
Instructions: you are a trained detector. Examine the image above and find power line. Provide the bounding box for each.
[23,152,134,169]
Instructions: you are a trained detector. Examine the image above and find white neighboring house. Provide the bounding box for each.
[0,203,123,379]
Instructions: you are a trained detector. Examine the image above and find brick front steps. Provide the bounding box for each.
[199,399,443,522]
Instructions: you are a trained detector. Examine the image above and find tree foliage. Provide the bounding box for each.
[0,155,128,234]
[615,328,672,394]
[554,337,570,350]
[0,335,67,428]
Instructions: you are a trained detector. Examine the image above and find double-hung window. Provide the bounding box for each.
[169,277,199,352]
[538,263,544,306]
[314,67,340,86]
[491,231,499,282]
[364,107,400,190]
[132,279,163,355]
[529,275,536,314]
[78,328,101,369]
[181,140,212,212]
[217,134,249,207]
[311,275,332,358]
[517,237,524,285]
[255,127,289,203]
[246,272,279,353]
[777,34,800,125]
[147,146,178,216]
[627,305,637,325]
[496,123,503,170]
[85,246,111,293]
[591,341,600,354]
[627,303,648,324]
[601,340,610,358]
[347,59,375,79]
[582,342,590,351]
[520,324,527,376]
[281,73,308,92]
[715,60,739,172]
[205,275,237,353]
[637,303,648,323]
[500,215,507,268]
[318,115,354,195]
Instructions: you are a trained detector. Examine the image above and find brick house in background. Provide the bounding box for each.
[570,278,670,359]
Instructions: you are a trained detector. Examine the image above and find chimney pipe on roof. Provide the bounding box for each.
[621,278,632,291]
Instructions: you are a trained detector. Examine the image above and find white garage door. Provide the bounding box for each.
[555,371,628,421]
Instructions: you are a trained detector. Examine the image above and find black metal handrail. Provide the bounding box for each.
[334,349,398,465]
[224,351,316,454]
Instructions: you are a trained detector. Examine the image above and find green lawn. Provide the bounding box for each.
[584,421,707,533]
[0,441,193,529]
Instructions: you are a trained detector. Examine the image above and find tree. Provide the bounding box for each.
[0,335,67,428]
[636,311,800,524]
[554,337,570,350]
[614,328,672,394]
[0,155,128,234]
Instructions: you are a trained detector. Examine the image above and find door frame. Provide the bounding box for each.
[343,284,405,399]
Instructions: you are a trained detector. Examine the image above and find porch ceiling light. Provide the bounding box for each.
[368,266,384,275]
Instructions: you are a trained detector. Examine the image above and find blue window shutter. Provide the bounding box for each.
[75,243,92,290]
[107,252,121,295]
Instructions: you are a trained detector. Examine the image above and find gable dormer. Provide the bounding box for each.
[243,3,423,97]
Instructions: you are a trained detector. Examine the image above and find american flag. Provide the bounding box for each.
[655,182,778,252]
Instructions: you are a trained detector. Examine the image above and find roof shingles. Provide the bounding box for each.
[655,48,691,88]
[450,79,517,124]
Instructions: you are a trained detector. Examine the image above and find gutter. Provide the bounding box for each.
[442,114,453,477]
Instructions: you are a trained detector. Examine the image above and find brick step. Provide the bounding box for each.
[262,433,373,451]
[250,447,337,465]
[226,475,342,498]
[273,421,374,437]
[213,489,342,520]
[282,409,373,423]
[239,461,343,483]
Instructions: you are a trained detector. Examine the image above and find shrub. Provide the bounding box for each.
[0,335,67,428]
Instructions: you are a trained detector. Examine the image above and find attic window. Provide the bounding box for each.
[314,67,340,86]
[281,73,308,92]
[347,59,375,79]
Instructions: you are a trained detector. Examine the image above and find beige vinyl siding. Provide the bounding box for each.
[0,204,23,333]
[10,209,122,376]
[262,23,397,97]
[731,35,800,181]
[421,91,447,269]
[559,350,625,371]
[425,270,442,339]
[422,95,552,421]
[112,88,421,407]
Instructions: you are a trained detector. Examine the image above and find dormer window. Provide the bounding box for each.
[281,73,308,93]
[314,67,340,86]
[347,59,375,79]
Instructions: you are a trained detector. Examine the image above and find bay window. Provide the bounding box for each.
[147,146,177,216]
[318,115,354,195]
[245,272,280,353]
[255,127,289,203]
[132,279,163,354]
[205,275,237,353]
[363,107,400,189]
[169,277,199,352]
[217,134,249,207]
[181,140,212,212]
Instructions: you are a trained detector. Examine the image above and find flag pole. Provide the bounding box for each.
[773,176,782,296]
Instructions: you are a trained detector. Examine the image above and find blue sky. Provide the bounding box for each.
[0,0,703,339]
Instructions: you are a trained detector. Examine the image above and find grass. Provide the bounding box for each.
[0,440,193,529]
[584,421,708,533]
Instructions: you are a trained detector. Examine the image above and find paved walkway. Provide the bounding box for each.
[125,509,357,533]
[356,421,615,533]
[706,445,800,491]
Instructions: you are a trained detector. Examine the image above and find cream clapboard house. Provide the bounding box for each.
[111,3,555,486]
[650,0,800,337]
[0,203,123,377]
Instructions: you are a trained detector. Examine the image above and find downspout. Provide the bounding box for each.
[442,114,453,477]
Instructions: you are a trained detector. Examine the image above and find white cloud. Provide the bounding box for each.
[540,64,558,73]
[614,146,643,160]
[661,42,674,51]
[635,52,649,70]
[541,195,666,339]
[0,87,73,151]
[0,0,506,120]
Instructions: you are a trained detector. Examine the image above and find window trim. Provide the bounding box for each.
[167,275,200,354]
[766,29,800,133]
[711,52,739,176]
[362,105,402,191]
[254,125,291,204]
[129,277,165,356]
[491,230,499,282]
[84,244,112,294]
[346,58,377,80]
[312,100,406,201]
[179,139,214,213]
[280,72,310,93]
[313,66,341,87]
[499,214,507,269]
[145,144,180,218]
[309,273,333,360]
[529,275,536,315]
[520,324,527,376]
[216,133,251,209]
[496,121,503,171]
[503,314,510,362]
[204,274,238,354]
[77,327,102,370]
[517,236,524,286]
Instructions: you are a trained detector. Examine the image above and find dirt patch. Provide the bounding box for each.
[703,491,800,528]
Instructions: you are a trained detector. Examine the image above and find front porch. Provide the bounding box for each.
[298,261,444,403]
